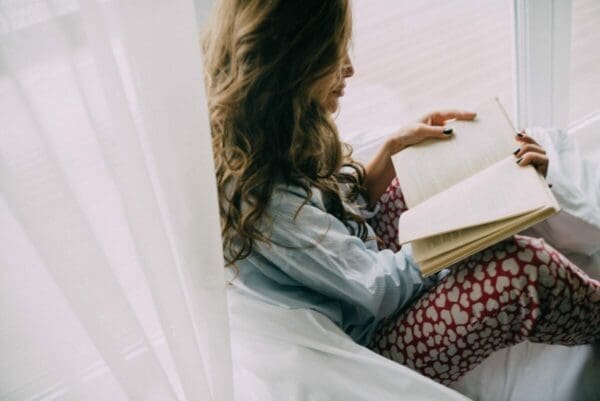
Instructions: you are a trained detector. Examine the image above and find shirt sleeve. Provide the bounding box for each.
[256,186,426,321]
[336,168,380,219]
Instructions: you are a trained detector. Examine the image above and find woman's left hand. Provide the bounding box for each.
[513,130,549,178]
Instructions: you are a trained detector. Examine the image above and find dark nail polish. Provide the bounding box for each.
[512,147,520,155]
[516,132,525,138]
[443,127,453,135]
[516,157,523,164]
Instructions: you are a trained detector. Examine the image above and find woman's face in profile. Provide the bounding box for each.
[315,52,355,114]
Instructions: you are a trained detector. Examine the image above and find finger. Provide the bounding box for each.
[515,129,539,145]
[418,124,454,140]
[515,151,547,167]
[515,152,549,177]
[430,110,477,125]
[512,143,546,158]
[419,113,433,125]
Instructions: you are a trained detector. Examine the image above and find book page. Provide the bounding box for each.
[411,212,533,262]
[398,155,552,244]
[392,98,517,208]
[416,206,557,277]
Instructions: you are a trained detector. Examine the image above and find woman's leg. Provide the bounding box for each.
[368,178,600,385]
[369,235,600,385]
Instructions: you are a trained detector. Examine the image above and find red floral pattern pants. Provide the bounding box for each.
[368,177,600,385]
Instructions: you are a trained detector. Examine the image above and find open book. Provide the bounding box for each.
[391,98,560,277]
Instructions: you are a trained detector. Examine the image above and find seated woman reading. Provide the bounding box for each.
[202,0,600,385]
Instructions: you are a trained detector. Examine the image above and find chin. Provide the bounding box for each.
[326,99,340,114]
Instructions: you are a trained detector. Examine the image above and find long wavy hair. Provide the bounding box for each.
[202,0,371,266]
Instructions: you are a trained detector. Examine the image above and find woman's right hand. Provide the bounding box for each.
[385,110,477,154]
[364,109,476,206]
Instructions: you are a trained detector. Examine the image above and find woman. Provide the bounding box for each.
[202,0,599,385]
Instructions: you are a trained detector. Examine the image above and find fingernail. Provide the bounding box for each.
[443,127,453,135]
[516,132,525,138]
[512,147,520,155]
[516,157,523,164]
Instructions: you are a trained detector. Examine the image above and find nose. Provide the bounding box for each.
[342,54,354,78]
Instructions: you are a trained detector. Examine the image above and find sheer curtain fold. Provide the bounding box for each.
[0,0,231,400]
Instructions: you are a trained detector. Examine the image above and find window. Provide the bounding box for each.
[337,0,515,136]
[569,0,600,123]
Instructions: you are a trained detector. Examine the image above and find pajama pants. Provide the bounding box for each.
[367,177,600,385]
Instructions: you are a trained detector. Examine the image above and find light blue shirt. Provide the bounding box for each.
[227,183,431,346]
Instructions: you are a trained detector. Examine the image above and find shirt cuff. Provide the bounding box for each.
[355,193,380,219]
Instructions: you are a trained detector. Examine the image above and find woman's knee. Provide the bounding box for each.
[503,236,564,283]
[503,236,593,309]
[450,236,560,313]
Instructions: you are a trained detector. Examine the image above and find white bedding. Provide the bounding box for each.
[228,289,470,401]
[228,126,600,401]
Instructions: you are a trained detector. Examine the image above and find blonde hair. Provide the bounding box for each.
[202,0,370,266]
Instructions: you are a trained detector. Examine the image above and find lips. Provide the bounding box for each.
[332,85,345,96]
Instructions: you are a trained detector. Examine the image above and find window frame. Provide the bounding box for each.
[513,0,573,130]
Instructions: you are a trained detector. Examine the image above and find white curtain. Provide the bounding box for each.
[0,0,233,400]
